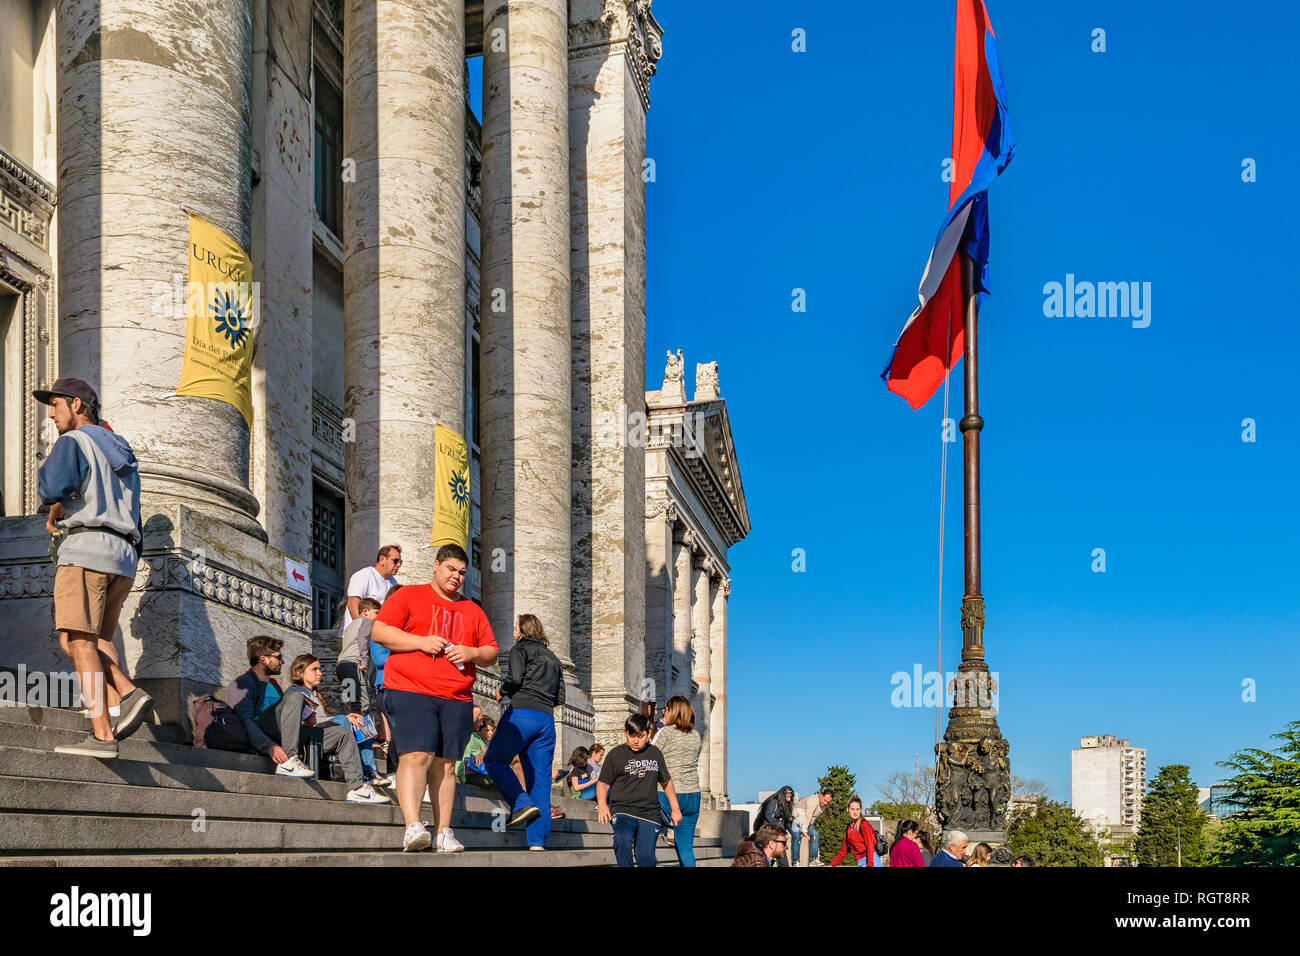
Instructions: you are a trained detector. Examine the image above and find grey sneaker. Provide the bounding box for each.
[113,688,153,741]
[54,733,119,759]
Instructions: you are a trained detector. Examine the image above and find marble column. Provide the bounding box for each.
[643,495,677,704]
[56,0,262,538]
[692,552,713,804]
[710,575,730,806]
[480,0,572,676]
[569,0,662,743]
[342,0,466,582]
[249,0,314,562]
[670,527,693,699]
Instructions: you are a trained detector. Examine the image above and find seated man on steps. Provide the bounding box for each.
[224,635,390,804]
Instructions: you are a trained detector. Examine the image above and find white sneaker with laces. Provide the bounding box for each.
[436,828,465,853]
[275,756,314,778]
[403,822,432,852]
[347,783,391,804]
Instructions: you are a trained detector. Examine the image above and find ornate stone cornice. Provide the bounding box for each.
[0,148,55,251]
[569,0,664,111]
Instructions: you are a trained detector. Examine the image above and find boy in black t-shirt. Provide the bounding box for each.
[597,713,683,867]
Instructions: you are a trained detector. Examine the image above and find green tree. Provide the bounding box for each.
[1134,764,1206,867]
[1211,720,1300,866]
[1006,799,1104,867]
[813,764,857,865]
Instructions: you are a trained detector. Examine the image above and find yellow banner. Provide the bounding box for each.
[430,423,470,550]
[176,212,255,426]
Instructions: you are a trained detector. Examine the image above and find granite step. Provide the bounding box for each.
[0,846,731,867]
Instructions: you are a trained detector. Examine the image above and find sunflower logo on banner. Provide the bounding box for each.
[430,423,470,550]
[175,212,255,426]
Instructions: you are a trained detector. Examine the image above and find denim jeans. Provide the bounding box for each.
[483,707,557,848]
[611,813,661,867]
[658,791,701,867]
[790,820,820,863]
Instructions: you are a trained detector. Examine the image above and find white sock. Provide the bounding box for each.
[109,705,121,718]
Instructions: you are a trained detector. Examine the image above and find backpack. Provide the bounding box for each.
[191,694,250,750]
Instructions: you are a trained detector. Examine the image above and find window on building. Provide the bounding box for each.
[314,73,343,236]
[470,335,481,448]
[311,487,345,630]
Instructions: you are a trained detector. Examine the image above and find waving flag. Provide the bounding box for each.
[882,0,1015,409]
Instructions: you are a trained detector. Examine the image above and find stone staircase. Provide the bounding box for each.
[0,706,744,866]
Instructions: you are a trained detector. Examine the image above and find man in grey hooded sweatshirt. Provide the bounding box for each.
[35,378,149,758]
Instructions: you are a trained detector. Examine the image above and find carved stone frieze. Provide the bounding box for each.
[0,553,314,633]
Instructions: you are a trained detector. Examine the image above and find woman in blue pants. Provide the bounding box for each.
[484,614,565,849]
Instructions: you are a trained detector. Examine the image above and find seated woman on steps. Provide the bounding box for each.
[285,653,394,801]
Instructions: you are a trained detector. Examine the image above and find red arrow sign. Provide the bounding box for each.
[292,569,305,582]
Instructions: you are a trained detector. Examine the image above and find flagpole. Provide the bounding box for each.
[934,243,1010,852]
[960,250,983,660]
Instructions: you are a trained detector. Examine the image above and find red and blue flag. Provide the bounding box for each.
[882,0,1015,409]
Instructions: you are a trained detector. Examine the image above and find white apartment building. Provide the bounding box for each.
[1071,734,1146,835]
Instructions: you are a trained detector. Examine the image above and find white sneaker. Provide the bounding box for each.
[370,773,396,788]
[346,783,391,805]
[403,822,432,852]
[275,756,314,778]
[436,828,464,853]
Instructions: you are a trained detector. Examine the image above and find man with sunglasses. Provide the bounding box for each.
[225,635,317,779]
[340,545,403,631]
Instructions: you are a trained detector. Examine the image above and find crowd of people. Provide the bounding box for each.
[733,787,1036,867]
[33,375,1033,866]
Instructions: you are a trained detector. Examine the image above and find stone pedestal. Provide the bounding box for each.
[0,504,312,732]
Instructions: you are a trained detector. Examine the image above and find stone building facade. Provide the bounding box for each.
[0,0,747,803]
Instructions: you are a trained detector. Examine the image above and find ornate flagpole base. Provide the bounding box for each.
[935,594,1012,861]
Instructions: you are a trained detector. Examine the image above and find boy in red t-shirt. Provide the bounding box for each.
[372,543,498,852]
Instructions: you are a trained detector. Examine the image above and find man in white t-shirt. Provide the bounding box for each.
[340,545,402,631]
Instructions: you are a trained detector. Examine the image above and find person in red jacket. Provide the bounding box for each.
[889,819,926,866]
[830,795,877,867]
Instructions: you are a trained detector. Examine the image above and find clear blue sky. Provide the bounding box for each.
[641,0,1300,804]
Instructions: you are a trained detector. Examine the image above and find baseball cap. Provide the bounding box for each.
[33,377,99,410]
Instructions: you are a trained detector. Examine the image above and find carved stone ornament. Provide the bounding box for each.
[664,349,684,386]
[935,736,1011,832]
[694,361,719,401]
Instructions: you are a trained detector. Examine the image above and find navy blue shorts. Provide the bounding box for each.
[383,689,473,760]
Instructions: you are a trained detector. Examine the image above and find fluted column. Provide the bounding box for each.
[710,576,729,805]
[343,0,466,581]
[671,527,693,698]
[56,0,262,537]
[480,0,572,672]
[692,552,713,803]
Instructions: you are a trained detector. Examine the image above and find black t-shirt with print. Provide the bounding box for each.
[598,743,671,821]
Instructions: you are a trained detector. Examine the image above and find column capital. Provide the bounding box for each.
[568,0,664,110]
[645,492,677,525]
[698,555,715,575]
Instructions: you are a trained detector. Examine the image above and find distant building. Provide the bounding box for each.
[1071,734,1146,836]
[1201,785,1247,819]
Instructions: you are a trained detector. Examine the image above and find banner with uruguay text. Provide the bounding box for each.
[430,423,470,550]
[175,212,255,426]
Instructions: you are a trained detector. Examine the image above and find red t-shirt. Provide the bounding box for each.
[374,584,497,701]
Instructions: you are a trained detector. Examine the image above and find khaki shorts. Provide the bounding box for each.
[54,566,133,640]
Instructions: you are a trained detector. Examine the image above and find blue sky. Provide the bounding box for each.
[640,0,1300,804]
